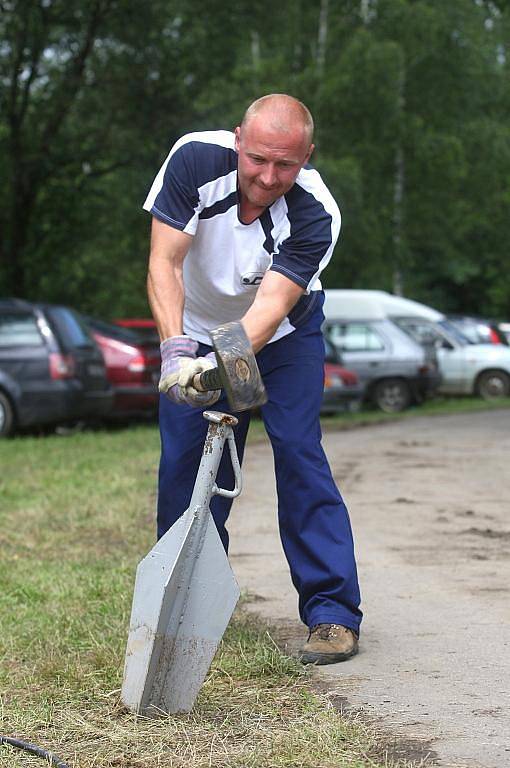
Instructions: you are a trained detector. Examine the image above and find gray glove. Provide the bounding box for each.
[159,336,220,407]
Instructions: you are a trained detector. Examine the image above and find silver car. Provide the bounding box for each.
[394,317,510,399]
[323,291,440,413]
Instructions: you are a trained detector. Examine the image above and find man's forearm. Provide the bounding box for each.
[147,218,193,341]
[147,254,185,340]
[242,271,304,352]
[242,300,288,352]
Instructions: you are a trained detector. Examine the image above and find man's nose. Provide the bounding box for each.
[259,164,278,187]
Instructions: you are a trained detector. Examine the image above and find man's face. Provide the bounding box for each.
[235,118,314,211]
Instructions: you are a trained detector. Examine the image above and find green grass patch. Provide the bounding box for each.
[0,425,411,767]
[238,395,510,442]
[319,395,510,432]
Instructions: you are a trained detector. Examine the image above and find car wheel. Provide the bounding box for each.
[0,391,15,437]
[373,378,411,413]
[476,370,510,400]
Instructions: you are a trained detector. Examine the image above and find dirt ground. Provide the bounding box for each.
[228,409,510,768]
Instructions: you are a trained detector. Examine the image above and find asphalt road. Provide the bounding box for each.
[228,409,510,768]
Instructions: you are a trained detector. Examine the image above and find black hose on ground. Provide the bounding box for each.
[0,735,69,767]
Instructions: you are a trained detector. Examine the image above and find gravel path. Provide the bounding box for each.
[228,409,510,768]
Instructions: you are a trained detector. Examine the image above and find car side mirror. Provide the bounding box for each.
[436,338,454,351]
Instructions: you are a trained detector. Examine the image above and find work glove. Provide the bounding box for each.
[159,336,221,407]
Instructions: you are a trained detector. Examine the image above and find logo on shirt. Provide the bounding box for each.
[241,272,264,287]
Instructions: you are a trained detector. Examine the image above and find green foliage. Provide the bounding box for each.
[1,0,510,317]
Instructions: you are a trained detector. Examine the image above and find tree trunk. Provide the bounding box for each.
[392,66,406,296]
[317,0,329,77]
[392,144,405,296]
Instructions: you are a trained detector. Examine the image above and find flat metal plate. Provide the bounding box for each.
[121,505,240,714]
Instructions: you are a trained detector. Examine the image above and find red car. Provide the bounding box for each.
[84,317,161,416]
[114,318,160,344]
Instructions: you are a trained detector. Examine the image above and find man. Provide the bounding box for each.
[144,94,362,665]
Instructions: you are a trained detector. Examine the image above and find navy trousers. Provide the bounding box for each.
[157,301,362,634]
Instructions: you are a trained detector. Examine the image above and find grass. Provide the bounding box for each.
[0,423,418,768]
[2,397,505,766]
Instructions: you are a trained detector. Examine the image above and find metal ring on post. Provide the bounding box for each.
[212,429,242,498]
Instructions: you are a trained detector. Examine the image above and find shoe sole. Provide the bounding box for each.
[299,645,358,665]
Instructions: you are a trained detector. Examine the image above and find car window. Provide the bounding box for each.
[47,307,95,349]
[84,317,146,344]
[0,312,44,347]
[323,336,340,363]
[437,320,471,346]
[131,326,160,344]
[393,317,441,345]
[328,323,384,352]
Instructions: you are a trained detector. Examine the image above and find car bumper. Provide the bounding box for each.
[321,384,365,413]
[17,382,113,427]
[110,383,159,414]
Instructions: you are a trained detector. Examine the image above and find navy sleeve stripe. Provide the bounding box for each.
[188,142,238,189]
[199,191,238,221]
[269,264,309,289]
[259,209,275,255]
[151,206,187,229]
[273,183,333,288]
[151,140,238,231]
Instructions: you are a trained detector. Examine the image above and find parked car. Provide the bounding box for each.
[321,338,364,413]
[394,316,510,399]
[324,289,510,401]
[0,299,112,437]
[498,323,510,345]
[83,317,161,416]
[447,316,508,346]
[114,318,160,344]
[323,290,441,413]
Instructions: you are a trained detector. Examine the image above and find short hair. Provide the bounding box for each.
[241,94,314,145]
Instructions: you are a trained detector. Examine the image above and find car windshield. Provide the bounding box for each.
[47,307,95,349]
[394,316,469,348]
[393,317,440,346]
[437,319,470,346]
[84,317,147,344]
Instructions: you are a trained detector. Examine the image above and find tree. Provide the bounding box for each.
[2,0,510,317]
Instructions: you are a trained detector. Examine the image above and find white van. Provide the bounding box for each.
[325,290,510,400]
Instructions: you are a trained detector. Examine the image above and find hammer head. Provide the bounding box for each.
[209,322,267,412]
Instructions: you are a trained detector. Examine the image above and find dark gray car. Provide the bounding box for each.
[0,299,113,436]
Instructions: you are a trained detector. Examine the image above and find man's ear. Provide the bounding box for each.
[234,126,241,152]
[305,143,315,164]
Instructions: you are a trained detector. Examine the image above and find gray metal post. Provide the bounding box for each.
[121,411,242,715]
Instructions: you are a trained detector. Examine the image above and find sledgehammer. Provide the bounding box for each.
[193,321,267,412]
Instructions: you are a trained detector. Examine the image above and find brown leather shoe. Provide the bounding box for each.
[300,624,359,665]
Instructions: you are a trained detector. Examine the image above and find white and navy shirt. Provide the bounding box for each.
[143,130,341,345]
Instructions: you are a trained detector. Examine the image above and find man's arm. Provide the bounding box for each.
[147,217,193,340]
[241,270,304,353]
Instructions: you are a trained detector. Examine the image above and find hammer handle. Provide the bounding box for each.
[193,367,222,392]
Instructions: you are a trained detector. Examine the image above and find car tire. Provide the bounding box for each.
[0,391,15,437]
[373,378,411,413]
[476,370,510,400]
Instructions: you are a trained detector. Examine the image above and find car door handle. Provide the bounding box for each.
[369,361,379,367]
